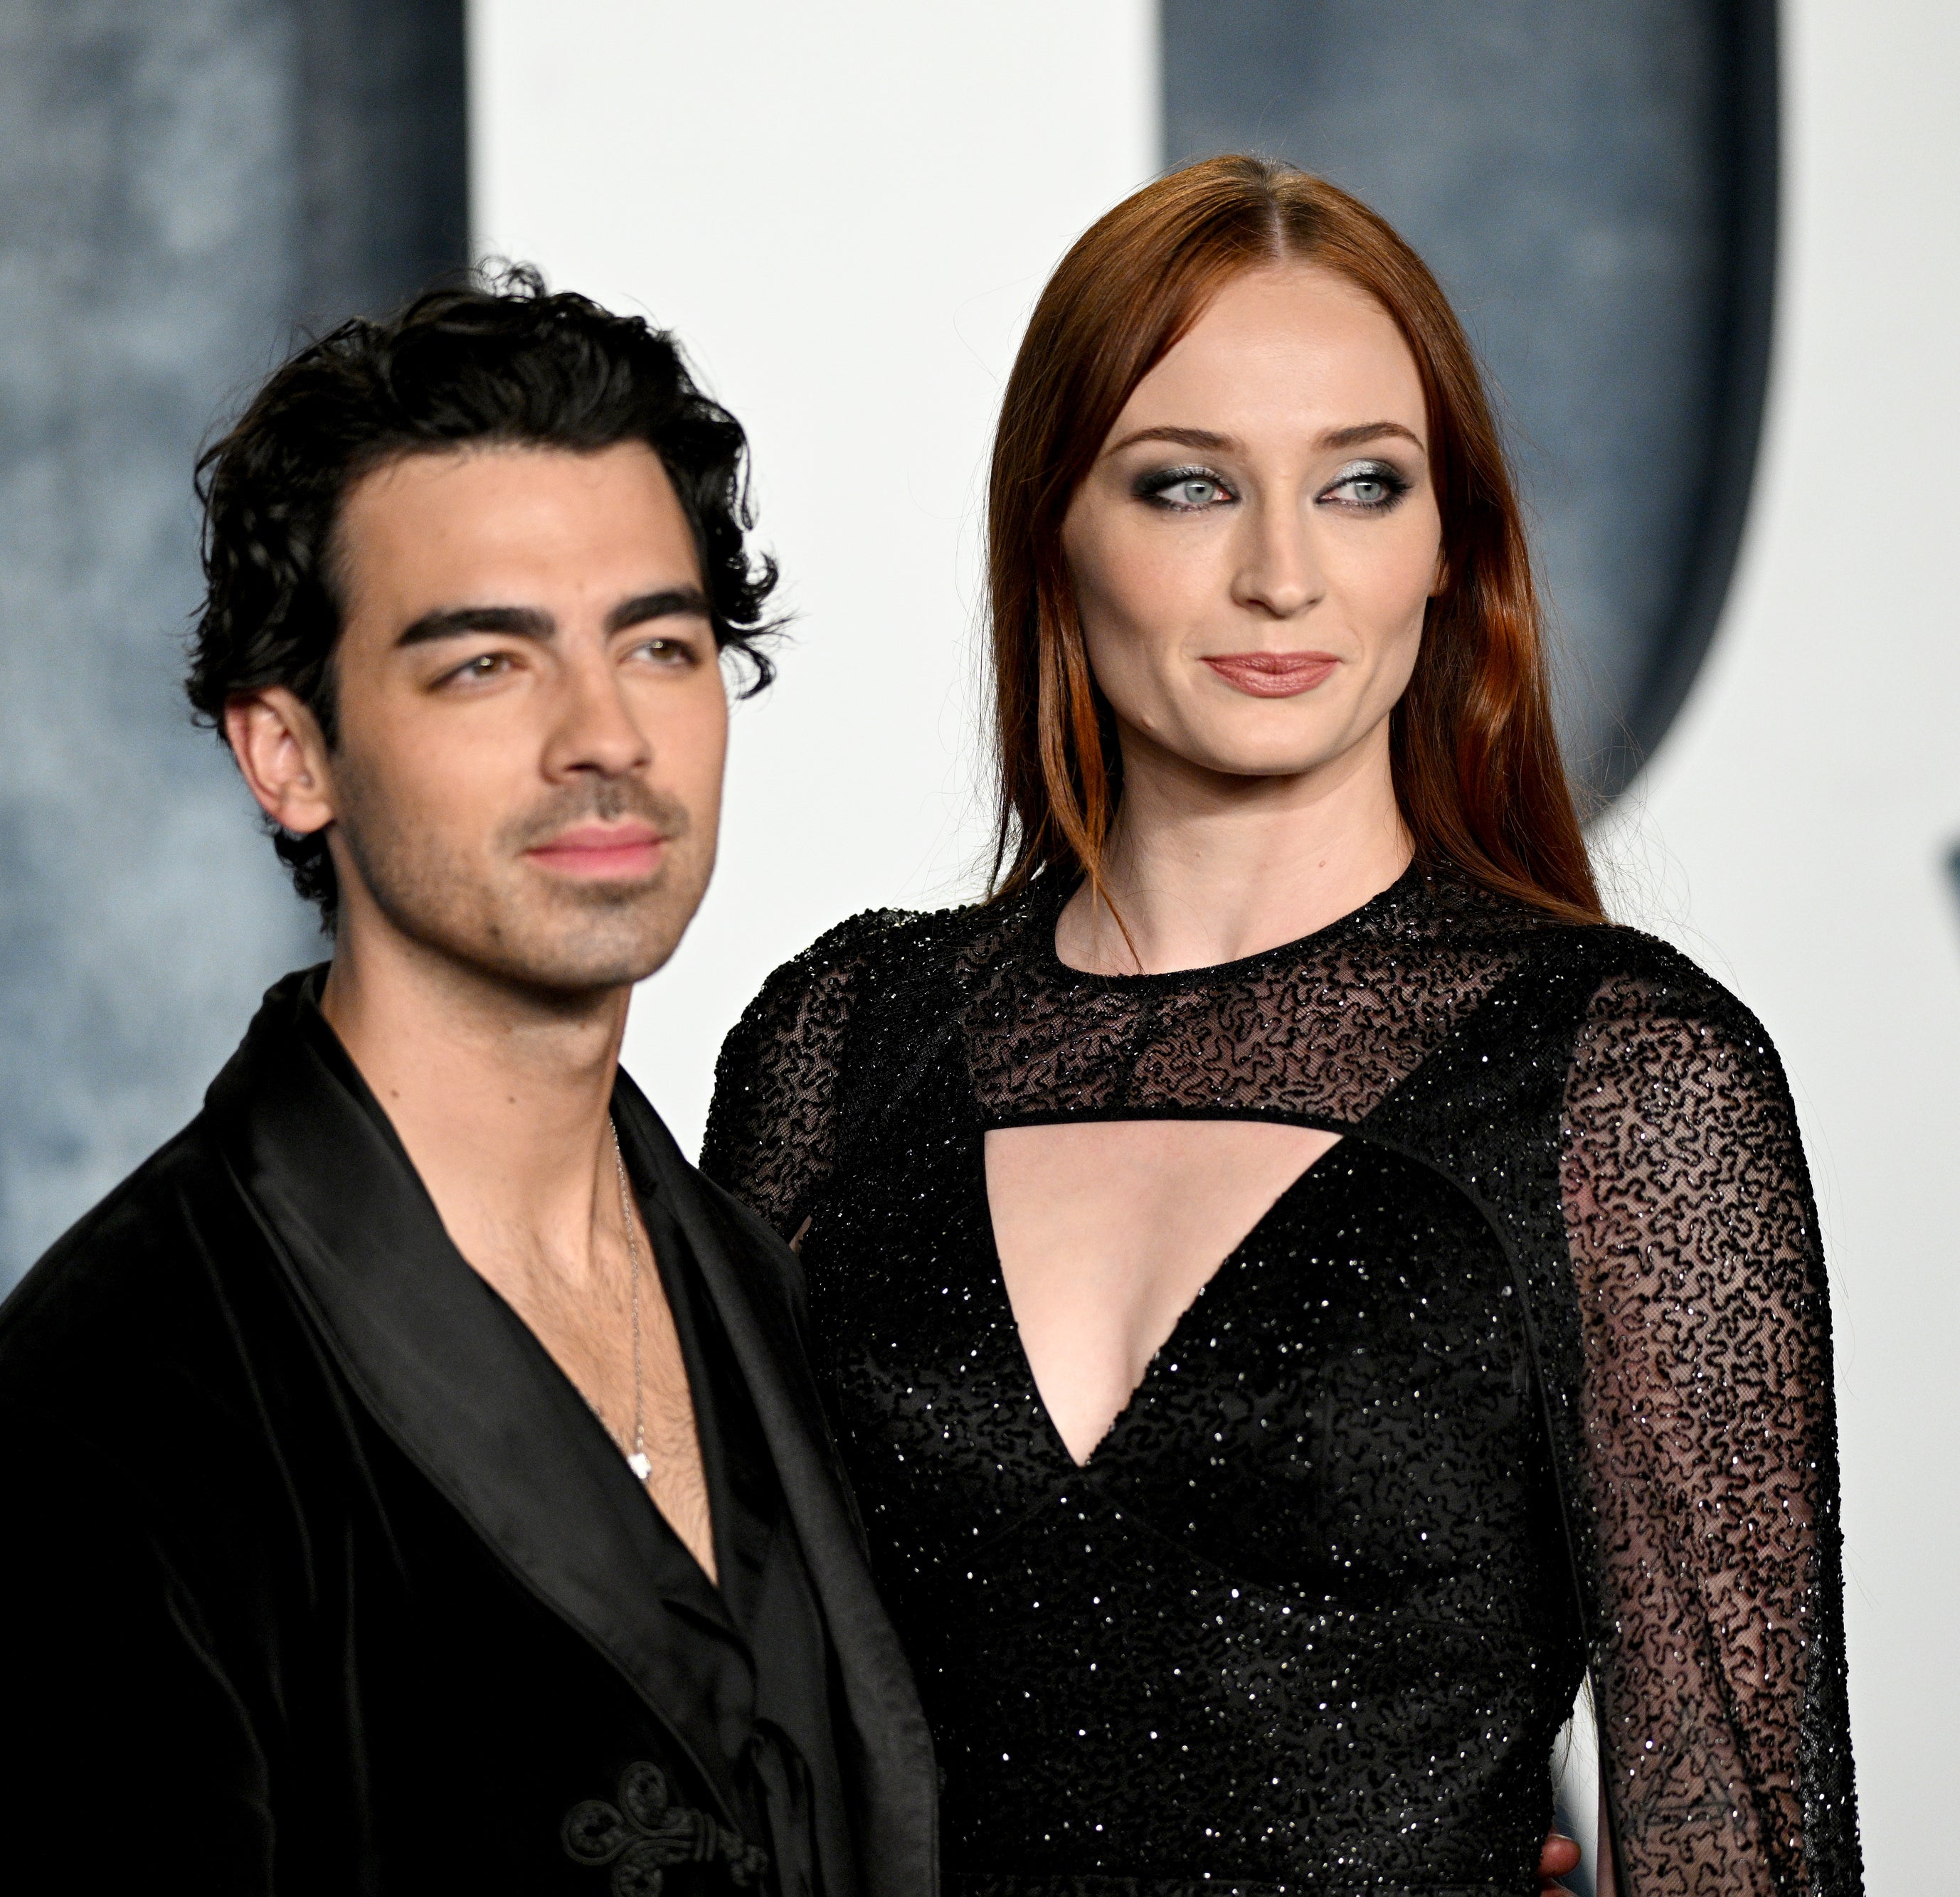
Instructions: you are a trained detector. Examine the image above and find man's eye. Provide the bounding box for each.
[630,637,698,666]
[445,652,512,684]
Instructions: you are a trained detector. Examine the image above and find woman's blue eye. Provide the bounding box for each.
[1326,464,1410,510]
[1143,469,1233,510]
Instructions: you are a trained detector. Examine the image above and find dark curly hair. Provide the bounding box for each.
[186,264,782,927]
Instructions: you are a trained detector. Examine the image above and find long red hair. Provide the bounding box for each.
[987,155,1601,925]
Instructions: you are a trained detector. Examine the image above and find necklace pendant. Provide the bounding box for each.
[627,1450,652,1482]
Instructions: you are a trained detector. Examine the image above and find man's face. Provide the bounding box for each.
[314,441,728,994]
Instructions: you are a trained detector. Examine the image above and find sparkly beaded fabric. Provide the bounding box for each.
[701,866,1860,1897]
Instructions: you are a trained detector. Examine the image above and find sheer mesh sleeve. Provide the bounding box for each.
[701,912,906,1240]
[1561,972,1859,1896]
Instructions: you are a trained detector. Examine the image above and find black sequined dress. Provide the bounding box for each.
[703,868,1860,1897]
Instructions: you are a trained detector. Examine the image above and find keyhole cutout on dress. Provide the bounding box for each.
[984,1120,1342,1465]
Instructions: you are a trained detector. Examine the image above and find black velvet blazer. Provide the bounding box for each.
[0,973,937,1897]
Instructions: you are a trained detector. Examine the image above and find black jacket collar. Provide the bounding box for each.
[201,970,935,1897]
[204,970,751,1817]
[618,1090,939,1897]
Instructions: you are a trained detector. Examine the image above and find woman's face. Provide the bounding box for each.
[1061,264,1443,788]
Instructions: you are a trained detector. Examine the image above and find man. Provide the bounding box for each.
[0,272,933,1895]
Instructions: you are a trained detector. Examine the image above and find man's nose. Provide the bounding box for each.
[542,652,653,778]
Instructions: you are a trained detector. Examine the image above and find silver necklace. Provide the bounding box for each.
[610,1129,653,1483]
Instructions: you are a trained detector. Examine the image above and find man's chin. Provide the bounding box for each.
[443,950,660,1007]
[413,899,687,1001]
[332,816,715,1004]
[481,921,684,997]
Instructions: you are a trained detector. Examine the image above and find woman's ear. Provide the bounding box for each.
[1429,541,1451,599]
[224,687,337,837]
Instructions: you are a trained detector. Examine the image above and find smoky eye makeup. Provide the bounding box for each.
[1320,458,1414,512]
[1132,463,1239,511]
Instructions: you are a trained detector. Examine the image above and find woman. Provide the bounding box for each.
[703,158,1858,1896]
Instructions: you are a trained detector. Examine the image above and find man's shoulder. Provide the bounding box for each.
[0,1112,291,1419]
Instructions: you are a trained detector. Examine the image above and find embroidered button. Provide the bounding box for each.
[563,1761,770,1894]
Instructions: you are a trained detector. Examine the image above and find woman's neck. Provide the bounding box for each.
[1054,725,1412,976]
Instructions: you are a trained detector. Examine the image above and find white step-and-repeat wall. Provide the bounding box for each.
[474,4,1957,1888]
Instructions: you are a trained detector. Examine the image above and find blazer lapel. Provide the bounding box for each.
[203,973,748,1824]
[616,1078,939,1897]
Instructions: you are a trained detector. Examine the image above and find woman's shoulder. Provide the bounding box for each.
[743,883,1052,1022]
[1438,873,1771,1043]
[749,903,928,1004]
[704,896,1010,1220]
[1569,922,1779,1054]
[746,898,990,1014]
[1511,921,1804,1154]
[1441,881,1794,1094]
[717,896,1018,1099]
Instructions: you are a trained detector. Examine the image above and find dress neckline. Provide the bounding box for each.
[970,1122,1352,1473]
[1033,858,1426,994]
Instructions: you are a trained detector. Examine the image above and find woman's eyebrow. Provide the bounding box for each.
[1104,420,1425,457]
[1319,420,1424,451]
[1104,424,1236,457]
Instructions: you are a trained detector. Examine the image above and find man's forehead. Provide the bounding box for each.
[343,437,674,512]
[332,440,697,617]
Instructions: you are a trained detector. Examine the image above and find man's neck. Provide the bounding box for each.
[1059,725,1412,977]
[317,900,719,1581]
[319,917,630,1300]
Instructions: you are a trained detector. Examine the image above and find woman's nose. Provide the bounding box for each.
[1231,496,1324,620]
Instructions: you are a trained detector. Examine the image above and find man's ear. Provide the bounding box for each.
[224,686,337,836]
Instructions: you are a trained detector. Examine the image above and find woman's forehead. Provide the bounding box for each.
[1121,267,1425,440]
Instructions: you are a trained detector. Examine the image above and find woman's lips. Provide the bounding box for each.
[524,821,666,879]
[1200,652,1340,698]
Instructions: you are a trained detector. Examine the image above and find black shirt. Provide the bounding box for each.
[641,1179,854,1897]
[0,971,934,1896]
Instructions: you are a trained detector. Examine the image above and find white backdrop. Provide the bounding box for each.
[472,0,1157,1146]
[474,4,1956,1887]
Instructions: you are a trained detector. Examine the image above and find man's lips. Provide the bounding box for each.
[1200,651,1340,698]
[524,821,667,878]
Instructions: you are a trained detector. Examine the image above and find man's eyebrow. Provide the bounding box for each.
[605,587,714,634]
[393,588,712,648]
[1319,420,1424,452]
[396,605,555,647]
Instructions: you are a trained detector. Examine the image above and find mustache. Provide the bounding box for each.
[501,779,694,855]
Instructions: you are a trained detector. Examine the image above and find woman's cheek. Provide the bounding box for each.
[1081,622,1157,734]
[1101,528,1178,635]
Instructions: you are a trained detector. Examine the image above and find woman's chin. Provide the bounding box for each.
[1138,720,1381,789]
